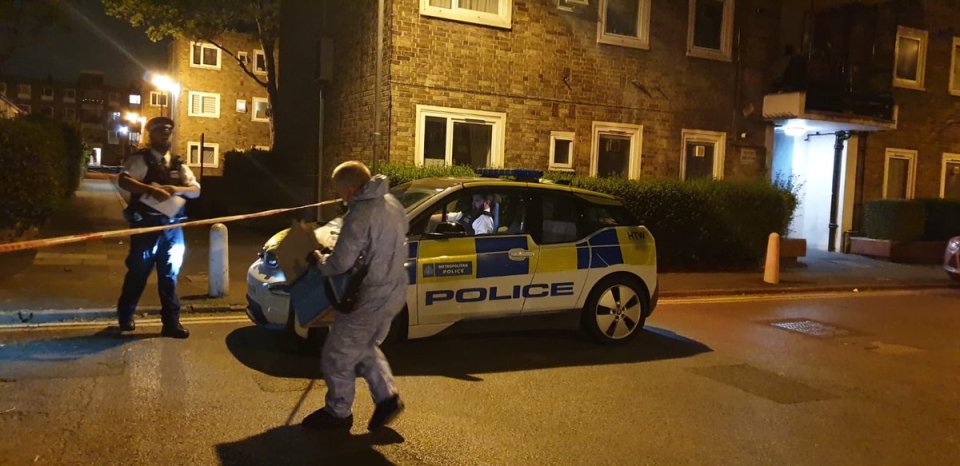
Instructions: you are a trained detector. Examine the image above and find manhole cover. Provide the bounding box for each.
[770,319,855,338]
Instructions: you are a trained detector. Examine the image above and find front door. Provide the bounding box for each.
[413,187,537,325]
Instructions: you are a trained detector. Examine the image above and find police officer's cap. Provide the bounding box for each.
[145,116,175,132]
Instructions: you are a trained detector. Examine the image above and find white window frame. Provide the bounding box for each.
[63,88,75,103]
[149,91,168,108]
[41,87,54,101]
[680,129,726,180]
[590,121,643,180]
[419,0,513,29]
[129,94,141,105]
[187,91,221,118]
[414,104,506,168]
[686,0,734,62]
[187,141,220,168]
[941,153,960,198]
[883,148,917,199]
[949,37,960,97]
[893,26,927,91]
[251,97,270,122]
[549,131,575,171]
[17,84,30,99]
[236,99,247,113]
[190,41,222,70]
[597,0,651,50]
[253,49,267,75]
[237,51,249,66]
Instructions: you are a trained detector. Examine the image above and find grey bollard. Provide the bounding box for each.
[209,223,229,297]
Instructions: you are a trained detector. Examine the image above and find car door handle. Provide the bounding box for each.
[507,248,535,261]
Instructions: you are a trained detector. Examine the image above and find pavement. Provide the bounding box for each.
[0,176,955,327]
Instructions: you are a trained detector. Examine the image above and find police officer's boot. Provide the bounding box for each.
[161,323,190,339]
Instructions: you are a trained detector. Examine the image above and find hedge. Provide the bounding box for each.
[380,164,797,270]
[864,199,960,241]
[0,115,86,235]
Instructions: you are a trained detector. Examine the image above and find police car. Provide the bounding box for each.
[246,169,658,344]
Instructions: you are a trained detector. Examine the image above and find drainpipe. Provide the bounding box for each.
[372,0,384,173]
[828,131,850,252]
[316,88,324,222]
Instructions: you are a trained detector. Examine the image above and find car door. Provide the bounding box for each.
[412,187,538,325]
[523,190,591,314]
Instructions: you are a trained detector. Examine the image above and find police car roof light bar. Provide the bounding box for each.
[475,168,544,181]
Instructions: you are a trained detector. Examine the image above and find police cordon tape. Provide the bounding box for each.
[0,199,342,254]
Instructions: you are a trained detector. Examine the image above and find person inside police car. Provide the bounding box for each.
[115,116,200,339]
[301,160,407,432]
[471,194,496,235]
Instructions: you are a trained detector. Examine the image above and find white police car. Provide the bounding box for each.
[246,169,658,344]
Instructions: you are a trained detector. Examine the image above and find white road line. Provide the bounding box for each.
[659,288,951,305]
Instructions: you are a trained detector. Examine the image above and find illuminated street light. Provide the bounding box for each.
[124,112,140,124]
[118,126,129,135]
[149,73,180,118]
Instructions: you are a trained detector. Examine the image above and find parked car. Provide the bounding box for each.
[945,236,960,281]
[245,169,658,345]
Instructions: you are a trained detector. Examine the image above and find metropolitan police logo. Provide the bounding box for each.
[423,263,436,277]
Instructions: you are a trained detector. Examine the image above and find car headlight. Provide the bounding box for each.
[948,238,960,253]
[259,247,279,268]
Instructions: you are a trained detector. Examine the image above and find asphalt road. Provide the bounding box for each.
[0,289,958,465]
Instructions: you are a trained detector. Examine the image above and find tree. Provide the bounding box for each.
[101,0,280,141]
[0,0,68,75]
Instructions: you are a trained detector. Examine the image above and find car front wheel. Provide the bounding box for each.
[581,275,648,344]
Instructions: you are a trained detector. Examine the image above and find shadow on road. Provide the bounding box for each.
[225,315,712,381]
[0,328,152,362]
[215,425,403,466]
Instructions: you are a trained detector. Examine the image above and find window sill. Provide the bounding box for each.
[420,7,512,29]
[893,80,925,91]
[686,47,732,62]
[597,34,649,50]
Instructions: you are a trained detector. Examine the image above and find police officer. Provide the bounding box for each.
[302,161,407,431]
[115,117,200,338]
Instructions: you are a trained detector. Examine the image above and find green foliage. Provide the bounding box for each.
[919,199,960,240]
[863,200,925,241]
[0,116,85,233]
[380,163,476,187]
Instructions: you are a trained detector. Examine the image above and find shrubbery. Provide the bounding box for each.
[864,199,960,241]
[0,116,86,235]
[381,164,797,270]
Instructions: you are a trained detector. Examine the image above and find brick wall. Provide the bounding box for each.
[858,0,960,201]
[166,32,273,177]
[377,0,778,179]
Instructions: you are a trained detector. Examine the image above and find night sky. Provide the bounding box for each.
[4,0,168,87]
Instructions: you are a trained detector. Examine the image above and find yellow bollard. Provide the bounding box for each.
[763,232,780,284]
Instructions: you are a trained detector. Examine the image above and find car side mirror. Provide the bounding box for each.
[428,221,466,238]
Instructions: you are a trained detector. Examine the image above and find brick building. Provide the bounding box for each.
[277,0,960,252]
[0,71,140,165]
[144,31,274,178]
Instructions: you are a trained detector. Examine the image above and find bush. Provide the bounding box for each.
[0,116,85,234]
[382,165,797,270]
[863,200,926,241]
[919,198,960,241]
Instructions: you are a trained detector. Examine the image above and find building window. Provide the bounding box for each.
[237,51,249,66]
[236,99,247,113]
[883,148,917,199]
[17,84,30,99]
[41,87,54,101]
[190,42,222,69]
[107,129,120,145]
[420,0,512,29]
[687,0,734,61]
[590,122,643,180]
[149,91,168,108]
[549,131,575,171]
[893,26,927,90]
[188,91,220,118]
[19,104,31,114]
[941,153,960,199]
[64,88,75,103]
[251,97,270,122]
[64,108,76,121]
[129,132,141,144]
[680,129,726,180]
[558,0,587,12]
[253,50,267,74]
[187,141,219,168]
[598,0,651,50]
[415,105,506,168]
[129,94,141,105]
[950,38,960,96]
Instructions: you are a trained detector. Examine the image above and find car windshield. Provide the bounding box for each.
[390,183,439,212]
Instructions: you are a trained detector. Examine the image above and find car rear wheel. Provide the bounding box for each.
[581,275,648,345]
